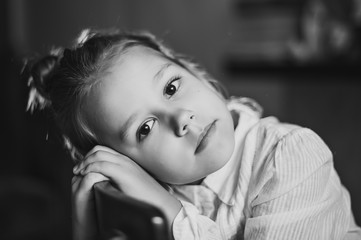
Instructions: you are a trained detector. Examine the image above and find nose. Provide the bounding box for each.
[172,109,195,137]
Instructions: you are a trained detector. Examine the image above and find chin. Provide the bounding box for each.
[166,176,202,186]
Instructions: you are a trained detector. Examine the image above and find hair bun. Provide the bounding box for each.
[75,28,95,47]
[27,55,59,112]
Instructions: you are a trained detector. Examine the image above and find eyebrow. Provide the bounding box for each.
[118,63,172,141]
[153,62,172,84]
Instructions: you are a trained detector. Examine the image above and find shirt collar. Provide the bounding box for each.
[202,97,261,205]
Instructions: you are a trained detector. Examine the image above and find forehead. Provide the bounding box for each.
[83,46,173,139]
[111,46,168,76]
[101,46,171,101]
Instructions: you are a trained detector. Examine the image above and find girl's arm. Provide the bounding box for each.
[72,172,108,240]
[73,146,182,237]
[245,128,360,239]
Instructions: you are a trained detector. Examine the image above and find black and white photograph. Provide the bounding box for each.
[1,0,361,239]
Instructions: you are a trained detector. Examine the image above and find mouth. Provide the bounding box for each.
[195,120,217,154]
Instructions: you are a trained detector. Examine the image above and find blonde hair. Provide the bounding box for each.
[27,28,228,162]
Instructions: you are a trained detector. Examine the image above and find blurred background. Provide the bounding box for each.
[1,0,360,239]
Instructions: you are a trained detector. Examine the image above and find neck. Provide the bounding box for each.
[231,109,239,129]
[185,178,204,185]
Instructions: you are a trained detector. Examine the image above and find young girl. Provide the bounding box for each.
[27,28,360,240]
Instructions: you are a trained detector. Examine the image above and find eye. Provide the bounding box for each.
[164,76,181,97]
[138,119,155,141]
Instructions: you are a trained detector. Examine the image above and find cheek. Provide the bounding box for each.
[141,138,198,183]
[204,110,235,170]
[195,88,226,113]
[218,129,235,162]
[138,137,187,173]
[221,113,236,156]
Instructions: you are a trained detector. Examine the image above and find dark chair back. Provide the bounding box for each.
[94,181,170,240]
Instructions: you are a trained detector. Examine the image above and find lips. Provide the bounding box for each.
[195,120,216,154]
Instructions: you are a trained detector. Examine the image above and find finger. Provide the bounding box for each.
[74,150,126,174]
[79,161,130,188]
[75,172,109,199]
[72,175,82,192]
[80,172,109,190]
[72,175,78,185]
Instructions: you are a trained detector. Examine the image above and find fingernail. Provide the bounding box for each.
[73,165,79,173]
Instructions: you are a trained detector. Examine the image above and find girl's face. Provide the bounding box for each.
[84,46,235,184]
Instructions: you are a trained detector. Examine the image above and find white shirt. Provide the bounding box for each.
[170,97,361,240]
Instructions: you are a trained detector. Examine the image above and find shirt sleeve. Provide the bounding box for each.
[244,128,353,240]
[172,200,222,240]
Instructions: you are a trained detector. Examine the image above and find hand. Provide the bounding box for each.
[72,172,108,240]
[73,145,158,200]
[73,145,181,230]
